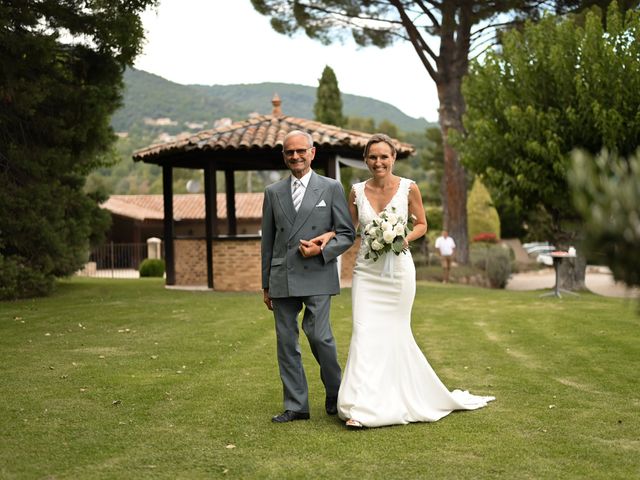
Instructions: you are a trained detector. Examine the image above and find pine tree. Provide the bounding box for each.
[314,66,345,127]
[0,0,157,299]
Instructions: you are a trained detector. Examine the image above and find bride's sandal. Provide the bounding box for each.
[345,419,363,429]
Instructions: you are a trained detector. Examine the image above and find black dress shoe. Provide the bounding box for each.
[325,396,338,415]
[271,410,310,423]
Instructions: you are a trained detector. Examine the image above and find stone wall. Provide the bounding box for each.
[174,239,208,285]
[174,237,358,291]
[212,239,262,291]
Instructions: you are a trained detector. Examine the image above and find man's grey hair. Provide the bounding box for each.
[283,130,314,149]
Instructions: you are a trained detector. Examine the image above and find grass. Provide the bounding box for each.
[1,278,638,479]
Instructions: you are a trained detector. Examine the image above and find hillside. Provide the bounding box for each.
[91,69,435,196]
[111,68,431,134]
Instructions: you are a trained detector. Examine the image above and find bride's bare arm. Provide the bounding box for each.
[405,183,427,247]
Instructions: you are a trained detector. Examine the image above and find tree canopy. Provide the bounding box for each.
[0,0,157,299]
[249,0,617,264]
[460,3,640,242]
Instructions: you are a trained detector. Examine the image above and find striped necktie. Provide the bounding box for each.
[292,179,303,212]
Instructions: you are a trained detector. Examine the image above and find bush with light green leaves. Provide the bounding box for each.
[467,176,500,240]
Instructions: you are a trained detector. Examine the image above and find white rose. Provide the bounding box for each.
[368,226,378,236]
[382,230,396,243]
[381,221,393,231]
[394,224,405,236]
[387,213,399,225]
[371,239,384,251]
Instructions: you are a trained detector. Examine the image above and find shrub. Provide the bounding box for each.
[139,259,165,278]
[467,176,500,239]
[0,254,54,300]
[486,247,512,288]
[469,244,512,288]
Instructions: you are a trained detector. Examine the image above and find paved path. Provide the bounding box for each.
[506,266,640,299]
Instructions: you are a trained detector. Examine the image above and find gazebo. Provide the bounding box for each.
[132,95,414,290]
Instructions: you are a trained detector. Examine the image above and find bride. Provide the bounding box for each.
[314,133,494,428]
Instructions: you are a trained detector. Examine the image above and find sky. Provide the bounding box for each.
[134,0,440,122]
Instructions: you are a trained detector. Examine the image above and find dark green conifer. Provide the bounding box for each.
[0,0,157,299]
[314,66,345,127]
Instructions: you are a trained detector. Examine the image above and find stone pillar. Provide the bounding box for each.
[147,237,162,259]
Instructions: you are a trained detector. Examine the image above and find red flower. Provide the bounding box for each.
[472,232,499,243]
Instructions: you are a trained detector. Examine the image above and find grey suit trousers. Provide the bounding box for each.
[272,294,341,413]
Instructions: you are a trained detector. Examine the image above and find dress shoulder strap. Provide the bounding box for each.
[399,177,415,197]
[351,181,366,206]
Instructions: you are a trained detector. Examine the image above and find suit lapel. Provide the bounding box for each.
[289,171,323,240]
[275,178,296,225]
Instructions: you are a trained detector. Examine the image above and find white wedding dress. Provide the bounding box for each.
[337,178,495,427]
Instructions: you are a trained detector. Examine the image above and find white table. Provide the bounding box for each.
[540,252,579,298]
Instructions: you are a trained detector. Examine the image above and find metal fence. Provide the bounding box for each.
[76,242,158,279]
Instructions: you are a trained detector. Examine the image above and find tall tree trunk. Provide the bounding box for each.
[438,78,469,265]
[558,255,587,291]
[391,0,474,264]
[555,228,586,291]
[435,1,472,265]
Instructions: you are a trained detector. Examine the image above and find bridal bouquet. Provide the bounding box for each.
[362,208,414,262]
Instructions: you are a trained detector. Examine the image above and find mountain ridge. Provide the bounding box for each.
[92,69,436,196]
[112,69,432,134]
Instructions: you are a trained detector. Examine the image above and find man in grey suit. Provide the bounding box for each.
[261,130,355,423]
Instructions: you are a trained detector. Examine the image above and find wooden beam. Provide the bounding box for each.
[162,165,175,285]
[204,163,217,289]
[225,170,237,236]
[326,154,338,179]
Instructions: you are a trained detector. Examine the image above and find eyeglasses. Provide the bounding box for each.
[283,147,313,157]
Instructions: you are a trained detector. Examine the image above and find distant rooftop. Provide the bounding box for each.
[102,193,263,221]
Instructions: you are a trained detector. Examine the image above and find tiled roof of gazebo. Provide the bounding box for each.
[133,95,415,162]
[102,193,263,221]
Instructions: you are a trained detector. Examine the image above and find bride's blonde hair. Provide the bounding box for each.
[363,133,397,159]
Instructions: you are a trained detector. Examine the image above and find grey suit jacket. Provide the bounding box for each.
[261,171,355,298]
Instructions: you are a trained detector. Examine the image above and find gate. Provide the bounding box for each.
[76,242,159,278]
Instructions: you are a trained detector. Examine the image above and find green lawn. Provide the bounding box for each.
[1,278,638,479]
